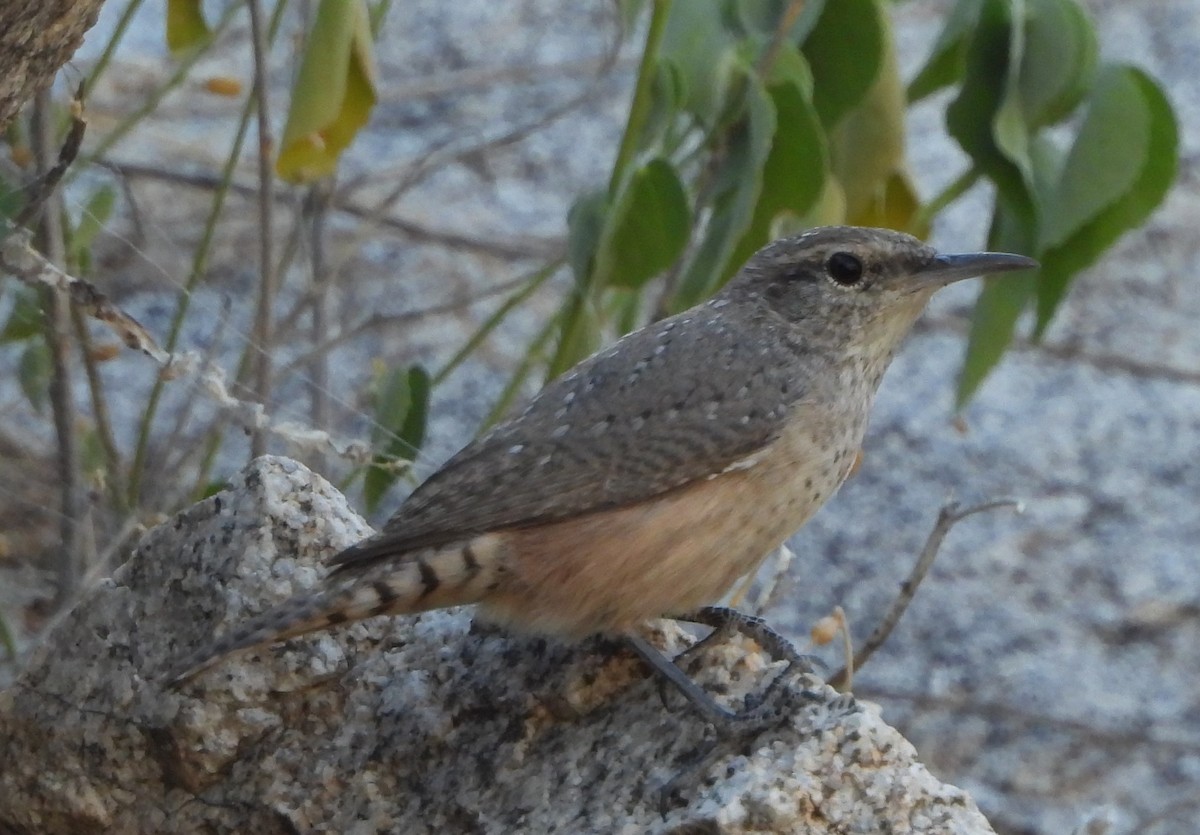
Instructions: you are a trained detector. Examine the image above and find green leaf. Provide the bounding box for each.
[74,186,116,251]
[166,0,210,53]
[800,176,847,226]
[946,0,1035,224]
[992,0,1030,185]
[0,289,43,343]
[277,0,379,183]
[637,60,686,152]
[1017,0,1097,128]
[79,425,107,478]
[1034,65,1177,334]
[956,202,1038,406]
[671,68,777,310]
[364,365,430,514]
[854,169,924,235]
[803,0,885,128]
[907,0,983,102]
[828,11,909,224]
[733,0,827,42]
[764,41,814,97]
[68,185,116,274]
[726,80,827,275]
[661,2,737,123]
[995,0,1099,186]
[566,190,609,290]
[548,294,601,379]
[592,158,691,291]
[398,366,430,462]
[18,340,51,413]
[0,169,25,220]
[370,367,410,449]
[1040,65,1152,251]
[958,273,1035,407]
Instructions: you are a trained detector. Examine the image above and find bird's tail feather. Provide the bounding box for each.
[166,536,504,686]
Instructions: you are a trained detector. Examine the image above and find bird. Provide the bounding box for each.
[168,225,1036,714]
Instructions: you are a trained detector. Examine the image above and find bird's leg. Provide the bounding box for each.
[628,606,823,729]
[629,607,829,808]
[675,606,821,674]
[626,633,740,724]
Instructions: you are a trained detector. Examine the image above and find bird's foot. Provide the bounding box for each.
[627,606,831,809]
[673,606,822,675]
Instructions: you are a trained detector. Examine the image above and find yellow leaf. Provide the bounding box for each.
[800,177,847,227]
[851,170,924,236]
[829,13,908,225]
[203,76,243,97]
[276,0,379,183]
[166,0,210,54]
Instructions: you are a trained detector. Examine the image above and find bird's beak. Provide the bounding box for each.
[917,251,1039,288]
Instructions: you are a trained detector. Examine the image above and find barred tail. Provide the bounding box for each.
[166,535,506,686]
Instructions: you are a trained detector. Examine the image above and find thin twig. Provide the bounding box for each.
[277,268,544,381]
[607,0,672,193]
[1,227,167,364]
[756,0,808,78]
[828,498,1024,689]
[306,180,334,472]
[102,159,559,260]
[247,0,277,458]
[15,84,87,228]
[432,262,561,385]
[480,310,562,430]
[70,305,128,510]
[82,0,146,97]
[126,0,288,504]
[378,55,628,103]
[70,2,240,178]
[317,17,624,280]
[833,606,852,690]
[1,229,376,472]
[159,296,231,486]
[125,77,256,505]
[30,91,82,609]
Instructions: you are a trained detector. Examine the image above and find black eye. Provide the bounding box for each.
[826,252,863,286]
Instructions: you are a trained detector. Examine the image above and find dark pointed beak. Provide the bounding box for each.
[917,251,1039,288]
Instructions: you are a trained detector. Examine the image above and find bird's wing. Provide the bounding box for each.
[329,301,806,572]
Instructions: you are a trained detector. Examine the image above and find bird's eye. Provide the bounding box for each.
[826,252,864,286]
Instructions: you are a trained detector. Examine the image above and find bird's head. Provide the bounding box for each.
[724,226,1037,355]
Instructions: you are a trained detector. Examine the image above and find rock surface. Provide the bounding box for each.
[0,0,104,131]
[0,456,995,835]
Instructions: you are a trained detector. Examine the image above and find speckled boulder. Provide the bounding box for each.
[0,456,995,834]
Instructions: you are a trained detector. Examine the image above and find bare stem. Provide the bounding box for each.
[756,0,807,78]
[247,0,278,458]
[126,1,288,503]
[83,0,146,94]
[828,498,1023,689]
[73,3,239,176]
[306,181,333,472]
[70,306,127,510]
[126,100,253,505]
[31,91,82,609]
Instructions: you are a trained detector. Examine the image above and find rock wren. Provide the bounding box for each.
[169,226,1036,692]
